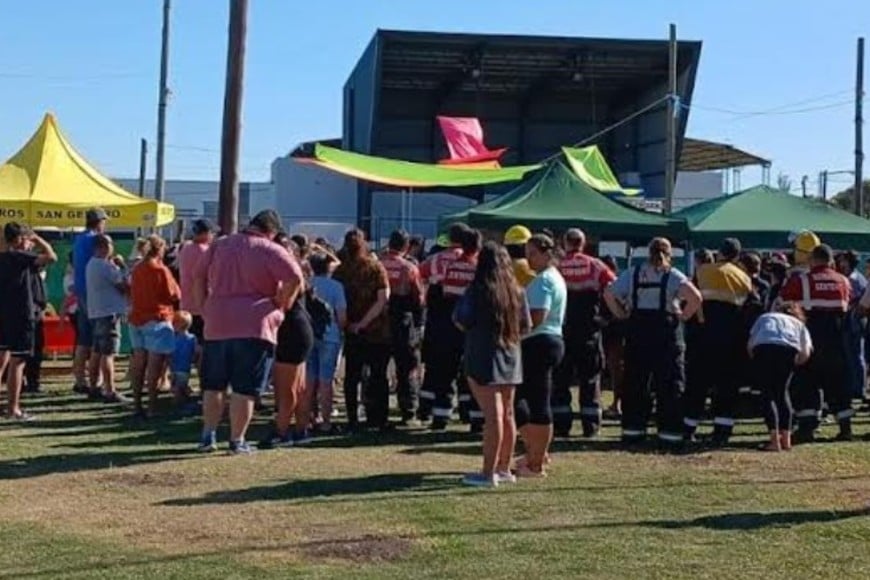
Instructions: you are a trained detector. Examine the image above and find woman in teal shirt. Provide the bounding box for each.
[515,234,566,477]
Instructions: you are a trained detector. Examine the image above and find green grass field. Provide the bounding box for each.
[1,370,869,580]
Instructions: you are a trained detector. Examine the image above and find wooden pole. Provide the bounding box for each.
[154,0,171,202]
[664,23,678,214]
[855,37,865,216]
[218,0,249,235]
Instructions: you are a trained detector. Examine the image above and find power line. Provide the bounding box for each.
[538,96,670,164]
[685,95,854,118]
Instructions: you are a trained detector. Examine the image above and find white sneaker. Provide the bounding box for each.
[495,471,517,484]
[462,473,498,488]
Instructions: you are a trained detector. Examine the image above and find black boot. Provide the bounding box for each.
[793,426,816,444]
[834,420,853,442]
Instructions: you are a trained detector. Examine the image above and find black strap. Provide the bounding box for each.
[631,265,672,312]
[631,265,641,310]
[659,271,671,312]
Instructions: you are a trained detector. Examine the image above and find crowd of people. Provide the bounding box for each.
[1,207,869,488]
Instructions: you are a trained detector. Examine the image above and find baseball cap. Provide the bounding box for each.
[192,218,216,235]
[86,208,108,224]
[504,224,532,246]
[3,221,30,243]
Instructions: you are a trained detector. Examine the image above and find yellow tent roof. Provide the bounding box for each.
[0,113,174,228]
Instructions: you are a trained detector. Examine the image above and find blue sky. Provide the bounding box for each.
[0,0,865,196]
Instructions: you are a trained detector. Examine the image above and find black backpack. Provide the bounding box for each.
[305,288,333,340]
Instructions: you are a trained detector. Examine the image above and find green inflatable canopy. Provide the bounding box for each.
[442,161,685,242]
[673,184,870,250]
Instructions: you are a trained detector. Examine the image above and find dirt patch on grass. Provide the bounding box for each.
[302,534,415,563]
[97,470,193,488]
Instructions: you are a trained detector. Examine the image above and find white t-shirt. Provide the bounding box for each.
[748,313,813,359]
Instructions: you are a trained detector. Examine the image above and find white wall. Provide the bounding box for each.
[673,171,724,210]
[272,158,357,223]
[114,178,275,221]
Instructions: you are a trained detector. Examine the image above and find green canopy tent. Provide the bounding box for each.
[674,185,870,250]
[442,161,686,243]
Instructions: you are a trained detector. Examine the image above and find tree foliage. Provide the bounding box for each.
[831,180,870,217]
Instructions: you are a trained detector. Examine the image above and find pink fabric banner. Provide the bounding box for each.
[437,116,506,164]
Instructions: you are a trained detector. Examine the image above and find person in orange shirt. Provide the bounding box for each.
[128,235,181,418]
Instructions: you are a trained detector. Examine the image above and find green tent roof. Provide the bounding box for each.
[674,184,870,250]
[446,161,685,242]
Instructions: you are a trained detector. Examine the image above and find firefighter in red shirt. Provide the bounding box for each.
[779,243,854,442]
[432,228,482,431]
[417,223,468,422]
[552,229,616,438]
[381,230,425,425]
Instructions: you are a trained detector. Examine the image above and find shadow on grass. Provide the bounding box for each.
[0,447,199,480]
[160,472,462,506]
[159,471,870,507]
[634,507,870,530]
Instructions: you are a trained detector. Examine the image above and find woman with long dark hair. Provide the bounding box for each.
[454,242,530,487]
[515,234,567,477]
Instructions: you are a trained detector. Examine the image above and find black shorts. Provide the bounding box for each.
[0,318,35,357]
[275,311,314,365]
[190,315,205,342]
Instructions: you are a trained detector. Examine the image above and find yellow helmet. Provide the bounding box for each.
[790,230,821,253]
[504,224,532,246]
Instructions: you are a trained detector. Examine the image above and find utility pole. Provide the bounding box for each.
[855,37,865,216]
[664,23,678,214]
[821,170,829,200]
[154,0,171,202]
[218,0,248,235]
[801,174,808,198]
[138,139,148,197]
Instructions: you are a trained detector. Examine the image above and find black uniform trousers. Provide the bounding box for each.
[388,299,420,420]
[552,331,603,435]
[343,333,391,429]
[622,311,685,443]
[793,314,852,431]
[682,302,745,439]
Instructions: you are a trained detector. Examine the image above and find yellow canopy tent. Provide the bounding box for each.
[0,113,174,228]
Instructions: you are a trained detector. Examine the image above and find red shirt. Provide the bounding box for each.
[779,265,850,312]
[443,254,478,297]
[381,250,424,303]
[557,251,616,293]
[419,246,463,285]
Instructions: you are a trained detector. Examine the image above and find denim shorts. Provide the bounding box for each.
[75,301,94,348]
[201,338,275,397]
[307,340,341,383]
[92,315,121,356]
[129,320,175,355]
